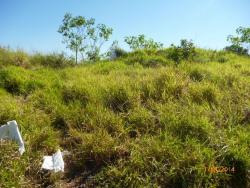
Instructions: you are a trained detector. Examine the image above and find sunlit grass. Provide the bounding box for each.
[0,47,249,187]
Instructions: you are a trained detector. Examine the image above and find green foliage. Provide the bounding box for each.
[168,39,196,64]
[125,34,163,50]
[225,44,248,55]
[58,13,113,62]
[226,26,250,55]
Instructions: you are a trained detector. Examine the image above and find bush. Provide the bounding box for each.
[224,44,248,55]
[113,48,128,58]
[124,34,163,50]
[168,39,196,64]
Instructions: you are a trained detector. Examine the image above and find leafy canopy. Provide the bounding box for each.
[58,13,113,62]
[168,39,196,64]
[226,26,250,55]
[124,34,163,50]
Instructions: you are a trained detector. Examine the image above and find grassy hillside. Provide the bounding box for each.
[0,47,250,187]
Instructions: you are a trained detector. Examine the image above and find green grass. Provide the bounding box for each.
[0,47,249,187]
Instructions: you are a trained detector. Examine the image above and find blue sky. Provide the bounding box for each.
[0,0,249,54]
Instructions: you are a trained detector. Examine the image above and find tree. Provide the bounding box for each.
[58,13,113,63]
[226,26,250,55]
[168,39,196,64]
[124,35,163,50]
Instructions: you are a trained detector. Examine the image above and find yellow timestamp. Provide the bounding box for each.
[205,166,236,174]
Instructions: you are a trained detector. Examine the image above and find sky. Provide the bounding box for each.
[0,0,249,54]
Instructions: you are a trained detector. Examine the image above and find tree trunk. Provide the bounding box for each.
[75,49,78,64]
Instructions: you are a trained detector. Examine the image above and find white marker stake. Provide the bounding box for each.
[41,150,64,172]
[0,120,25,155]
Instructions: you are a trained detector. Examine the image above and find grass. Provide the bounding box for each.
[0,47,249,187]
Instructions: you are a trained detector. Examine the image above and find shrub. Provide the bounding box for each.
[224,44,248,55]
[124,34,163,50]
[113,48,128,58]
[226,26,250,56]
[167,39,196,64]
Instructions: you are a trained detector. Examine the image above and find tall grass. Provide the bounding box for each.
[0,47,249,187]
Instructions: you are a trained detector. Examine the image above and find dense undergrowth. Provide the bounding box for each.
[0,46,250,187]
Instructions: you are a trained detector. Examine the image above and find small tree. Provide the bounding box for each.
[58,13,113,63]
[226,26,250,55]
[168,39,196,64]
[124,35,163,50]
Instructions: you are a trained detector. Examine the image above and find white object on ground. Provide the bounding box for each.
[0,120,25,155]
[41,150,64,172]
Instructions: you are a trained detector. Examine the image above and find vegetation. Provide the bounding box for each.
[107,40,128,59]
[225,26,250,55]
[58,13,113,63]
[0,45,250,187]
[167,39,197,64]
[125,34,163,50]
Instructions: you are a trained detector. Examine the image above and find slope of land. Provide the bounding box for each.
[0,48,250,187]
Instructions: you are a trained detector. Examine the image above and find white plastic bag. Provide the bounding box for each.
[0,120,25,155]
[41,150,64,172]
